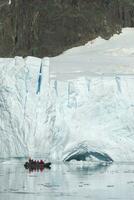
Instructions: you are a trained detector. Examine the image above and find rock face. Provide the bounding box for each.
[0,0,134,57]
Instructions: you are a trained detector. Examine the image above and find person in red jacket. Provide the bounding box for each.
[40,160,44,164]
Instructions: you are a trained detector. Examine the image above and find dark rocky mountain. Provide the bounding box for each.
[0,0,134,57]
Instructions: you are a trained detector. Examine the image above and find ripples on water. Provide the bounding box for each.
[0,159,134,200]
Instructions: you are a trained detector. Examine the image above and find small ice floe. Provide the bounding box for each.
[127,181,134,184]
[107,185,114,188]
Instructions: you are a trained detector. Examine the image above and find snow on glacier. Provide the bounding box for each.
[1,28,134,162]
[50,28,134,79]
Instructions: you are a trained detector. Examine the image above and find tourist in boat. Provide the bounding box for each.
[29,157,34,165]
[40,160,44,164]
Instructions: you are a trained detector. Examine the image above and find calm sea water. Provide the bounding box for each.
[0,159,134,200]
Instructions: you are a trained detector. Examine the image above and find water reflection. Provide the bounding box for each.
[25,166,48,173]
[0,160,134,200]
[65,162,110,174]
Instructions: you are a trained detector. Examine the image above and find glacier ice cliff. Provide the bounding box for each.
[51,75,134,162]
[1,56,134,162]
[0,57,51,158]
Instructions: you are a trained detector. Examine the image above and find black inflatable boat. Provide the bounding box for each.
[24,161,51,170]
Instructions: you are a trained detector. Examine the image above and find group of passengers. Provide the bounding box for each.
[29,158,45,165]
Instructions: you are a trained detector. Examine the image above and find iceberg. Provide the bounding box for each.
[1,28,134,162]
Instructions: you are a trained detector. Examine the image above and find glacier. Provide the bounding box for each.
[1,28,134,162]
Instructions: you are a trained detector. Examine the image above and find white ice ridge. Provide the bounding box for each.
[1,28,134,162]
